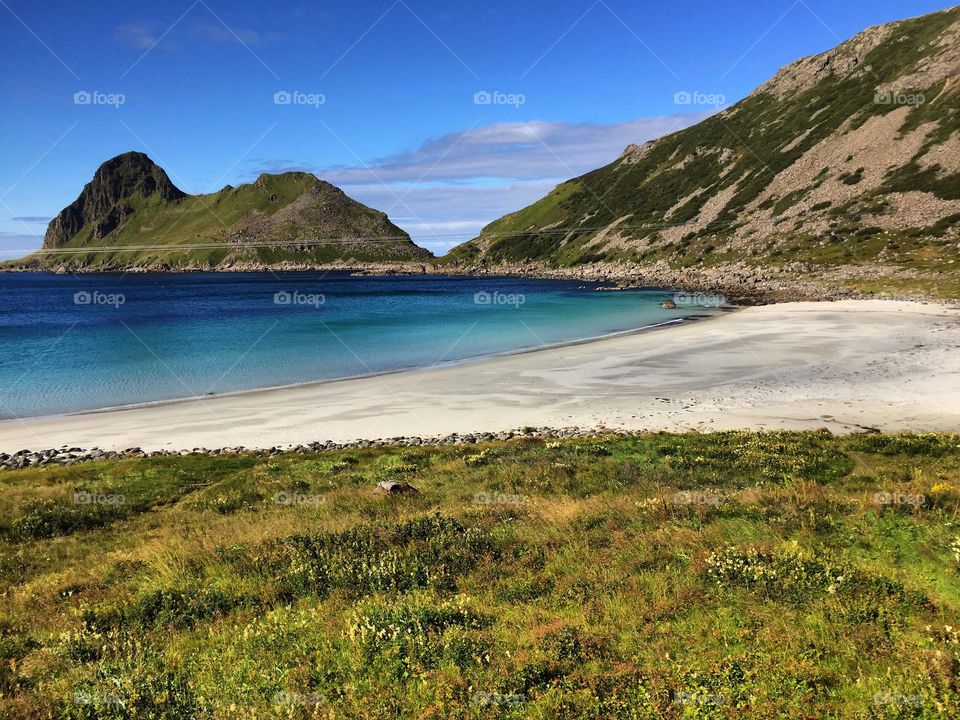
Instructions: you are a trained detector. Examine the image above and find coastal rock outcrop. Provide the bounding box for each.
[44,152,186,249]
[19,153,433,270]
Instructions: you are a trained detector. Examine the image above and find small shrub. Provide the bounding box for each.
[464,450,492,467]
[384,463,418,475]
[706,544,849,603]
[575,444,612,457]
[0,549,30,588]
[347,594,490,657]
[199,488,263,514]
[255,515,498,601]
[65,650,198,719]
[545,626,589,662]
[10,499,127,540]
[85,586,240,631]
[0,627,35,695]
[496,576,554,603]
[851,433,959,457]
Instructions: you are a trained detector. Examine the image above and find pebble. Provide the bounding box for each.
[0,426,636,471]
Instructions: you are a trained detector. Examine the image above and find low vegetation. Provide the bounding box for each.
[1,431,959,717]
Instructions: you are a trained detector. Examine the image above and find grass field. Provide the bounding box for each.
[2,431,960,718]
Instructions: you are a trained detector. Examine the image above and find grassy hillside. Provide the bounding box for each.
[445,7,960,297]
[2,431,960,717]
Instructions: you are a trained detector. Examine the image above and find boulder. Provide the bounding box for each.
[376,480,419,495]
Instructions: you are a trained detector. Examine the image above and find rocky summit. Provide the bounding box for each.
[444,6,960,299]
[13,151,432,271]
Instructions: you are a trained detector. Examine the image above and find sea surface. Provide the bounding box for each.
[0,272,720,419]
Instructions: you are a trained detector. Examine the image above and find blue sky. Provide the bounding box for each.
[0,0,951,257]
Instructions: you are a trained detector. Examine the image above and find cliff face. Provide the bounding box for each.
[43,152,186,249]
[25,153,431,270]
[444,6,960,298]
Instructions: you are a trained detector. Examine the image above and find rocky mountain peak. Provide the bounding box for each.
[43,152,185,249]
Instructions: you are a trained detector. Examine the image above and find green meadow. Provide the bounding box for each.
[1,431,959,718]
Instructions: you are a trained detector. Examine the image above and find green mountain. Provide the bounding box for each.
[445,6,960,298]
[13,152,432,271]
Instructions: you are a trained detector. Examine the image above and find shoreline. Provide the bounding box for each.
[1,299,957,456]
[12,311,721,424]
[4,262,956,306]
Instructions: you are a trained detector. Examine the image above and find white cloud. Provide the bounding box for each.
[115,22,162,50]
[116,20,282,51]
[317,114,710,185]
[191,24,282,46]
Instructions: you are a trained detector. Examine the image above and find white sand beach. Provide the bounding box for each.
[1,299,958,452]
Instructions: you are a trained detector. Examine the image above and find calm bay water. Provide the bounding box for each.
[0,273,717,419]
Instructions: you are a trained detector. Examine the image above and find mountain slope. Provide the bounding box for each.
[14,152,432,271]
[445,6,960,298]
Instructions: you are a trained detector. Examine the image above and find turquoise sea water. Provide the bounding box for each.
[0,273,719,419]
